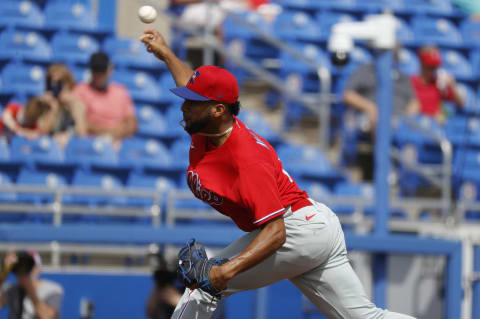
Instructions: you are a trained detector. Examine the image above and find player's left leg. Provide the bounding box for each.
[289,202,417,319]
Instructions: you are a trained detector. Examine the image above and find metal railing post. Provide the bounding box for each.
[317,66,331,149]
[53,189,63,226]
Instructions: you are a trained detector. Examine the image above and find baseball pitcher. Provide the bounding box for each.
[140,29,416,319]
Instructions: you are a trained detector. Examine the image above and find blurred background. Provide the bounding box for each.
[0,0,478,318]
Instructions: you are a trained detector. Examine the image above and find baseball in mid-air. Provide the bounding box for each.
[138,5,157,24]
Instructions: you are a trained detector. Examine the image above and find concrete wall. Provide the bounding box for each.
[116,0,171,42]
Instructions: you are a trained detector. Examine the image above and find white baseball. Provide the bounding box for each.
[138,5,157,24]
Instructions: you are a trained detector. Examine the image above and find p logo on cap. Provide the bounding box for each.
[189,71,200,84]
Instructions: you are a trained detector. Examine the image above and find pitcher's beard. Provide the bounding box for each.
[181,114,212,135]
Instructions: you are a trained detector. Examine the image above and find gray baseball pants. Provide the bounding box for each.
[171,201,416,319]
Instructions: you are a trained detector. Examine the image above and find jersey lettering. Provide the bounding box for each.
[187,171,223,206]
[247,129,268,149]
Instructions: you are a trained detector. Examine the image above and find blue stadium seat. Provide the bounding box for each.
[0,30,51,63]
[65,137,118,170]
[16,168,67,204]
[346,46,373,66]
[278,43,332,126]
[394,115,444,149]
[158,73,184,105]
[446,116,480,147]
[118,137,174,171]
[111,70,161,103]
[276,143,344,187]
[275,0,322,12]
[314,11,356,41]
[170,138,190,170]
[0,1,45,29]
[402,0,455,15]
[298,180,331,202]
[332,181,374,215]
[337,109,370,167]
[44,2,98,32]
[223,11,278,62]
[223,11,271,41]
[455,84,478,114]
[397,48,420,76]
[0,137,12,166]
[471,51,480,81]
[393,16,415,45]
[280,0,366,12]
[237,110,282,146]
[412,16,463,47]
[10,136,64,169]
[0,172,16,203]
[70,170,126,206]
[454,149,480,170]
[441,50,474,81]
[51,32,100,64]
[103,36,164,70]
[165,107,188,137]
[0,63,45,95]
[355,0,405,12]
[460,19,480,48]
[273,11,322,42]
[127,173,176,207]
[136,105,168,138]
[280,43,330,80]
[394,116,445,195]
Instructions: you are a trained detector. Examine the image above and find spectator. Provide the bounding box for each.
[72,52,137,145]
[0,251,63,319]
[169,0,251,68]
[145,247,181,319]
[170,0,251,29]
[0,96,53,141]
[342,46,419,180]
[410,45,465,123]
[44,63,87,147]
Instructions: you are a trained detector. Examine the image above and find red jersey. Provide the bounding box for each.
[187,117,309,232]
[410,75,455,117]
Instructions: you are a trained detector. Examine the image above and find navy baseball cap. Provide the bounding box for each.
[170,65,239,104]
[89,52,110,72]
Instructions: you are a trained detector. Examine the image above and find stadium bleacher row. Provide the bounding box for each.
[0,0,479,226]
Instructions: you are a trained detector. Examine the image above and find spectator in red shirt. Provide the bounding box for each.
[410,46,465,122]
[0,96,53,141]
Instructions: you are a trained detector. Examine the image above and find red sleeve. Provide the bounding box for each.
[238,163,285,227]
[5,103,22,119]
[442,85,455,101]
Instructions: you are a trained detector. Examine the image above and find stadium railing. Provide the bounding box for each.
[0,184,162,226]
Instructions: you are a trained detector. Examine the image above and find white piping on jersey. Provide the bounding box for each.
[253,208,285,224]
[198,126,233,137]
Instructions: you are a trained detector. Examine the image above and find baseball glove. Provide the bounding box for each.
[177,239,228,298]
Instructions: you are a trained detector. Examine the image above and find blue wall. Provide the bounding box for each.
[0,273,311,319]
